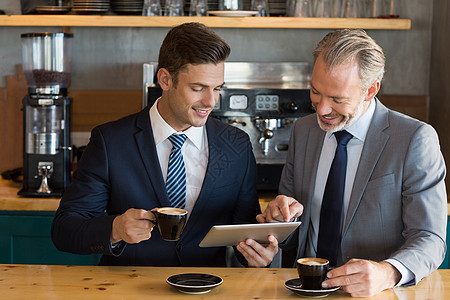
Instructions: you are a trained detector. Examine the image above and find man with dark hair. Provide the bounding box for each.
[52,22,278,267]
[258,29,447,296]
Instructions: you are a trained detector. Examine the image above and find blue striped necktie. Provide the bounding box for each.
[166,133,187,209]
[317,130,353,267]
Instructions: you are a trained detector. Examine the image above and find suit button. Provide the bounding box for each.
[176,244,182,251]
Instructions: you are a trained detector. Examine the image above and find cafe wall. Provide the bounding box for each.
[0,0,432,95]
[1,1,448,194]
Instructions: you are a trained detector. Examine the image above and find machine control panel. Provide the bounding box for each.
[229,95,248,109]
[213,88,313,118]
[256,95,279,111]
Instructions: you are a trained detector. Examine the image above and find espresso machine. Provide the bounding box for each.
[144,62,314,191]
[19,32,73,197]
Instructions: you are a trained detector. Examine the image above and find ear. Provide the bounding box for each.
[365,81,380,102]
[157,68,172,91]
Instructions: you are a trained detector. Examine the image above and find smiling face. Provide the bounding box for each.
[310,53,379,133]
[157,62,225,132]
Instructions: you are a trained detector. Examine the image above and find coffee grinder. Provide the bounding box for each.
[19,32,73,197]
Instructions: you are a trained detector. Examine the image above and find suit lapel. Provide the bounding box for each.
[179,119,226,238]
[304,125,326,199]
[134,108,171,207]
[343,99,390,232]
[297,124,326,258]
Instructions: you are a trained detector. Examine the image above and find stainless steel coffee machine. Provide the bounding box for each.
[144,62,314,191]
[19,32,73,197]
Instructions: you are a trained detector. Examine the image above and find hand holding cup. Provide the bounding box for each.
[297,257,329,290]
[150,207,188,241]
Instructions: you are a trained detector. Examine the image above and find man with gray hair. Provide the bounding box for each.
[257,29,447,296]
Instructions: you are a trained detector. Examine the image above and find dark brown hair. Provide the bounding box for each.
[158,22,231,85]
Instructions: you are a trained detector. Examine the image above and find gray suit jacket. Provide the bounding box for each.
[279,98,447,284]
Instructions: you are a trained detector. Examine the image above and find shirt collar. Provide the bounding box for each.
[325,97,376,142]
[149,98,205,150]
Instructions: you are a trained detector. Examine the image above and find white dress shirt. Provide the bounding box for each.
[305,99,413,286]
[149,98,208,216]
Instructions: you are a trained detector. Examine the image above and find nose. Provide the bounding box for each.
[314,98,333,116]
[202,89,218,108]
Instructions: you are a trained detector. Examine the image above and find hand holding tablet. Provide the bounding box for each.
[199,222,301,247]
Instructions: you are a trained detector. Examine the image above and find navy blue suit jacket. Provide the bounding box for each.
[51,106,261,266]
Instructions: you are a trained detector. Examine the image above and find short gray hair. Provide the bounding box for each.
[313,29,385,91]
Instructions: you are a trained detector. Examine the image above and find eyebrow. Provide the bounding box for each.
[310,83,348,101]
[192,82,225,88]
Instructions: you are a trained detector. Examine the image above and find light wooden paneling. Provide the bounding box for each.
[69,90,142,132]
[0,65,26,172]
[378,94,429,123]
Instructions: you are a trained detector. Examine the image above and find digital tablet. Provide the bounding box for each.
[199,222,301,247]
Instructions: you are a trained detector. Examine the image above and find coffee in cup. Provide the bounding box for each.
[296,257,329,290]
[150,207,187,241]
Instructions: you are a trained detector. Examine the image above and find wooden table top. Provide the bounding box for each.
[0,264,448,299]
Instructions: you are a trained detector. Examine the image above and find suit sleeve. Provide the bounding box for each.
[51,126,120,255]
[390,123,447,284]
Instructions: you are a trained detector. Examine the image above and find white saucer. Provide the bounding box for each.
[285,278,340,298]
[208,10,259,17]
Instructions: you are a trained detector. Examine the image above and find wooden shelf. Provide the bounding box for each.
[0,15,411,30]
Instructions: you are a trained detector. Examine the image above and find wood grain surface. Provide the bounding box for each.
[1,264,448,299]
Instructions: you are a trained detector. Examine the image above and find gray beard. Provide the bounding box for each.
[317,98,366,133]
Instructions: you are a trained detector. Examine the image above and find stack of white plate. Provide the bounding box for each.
[111,0,144,15]
[72,0,110,15]
[35,5,71,14]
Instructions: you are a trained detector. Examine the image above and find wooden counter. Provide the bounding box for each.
[0,264,448,299]
[0,179,60,211]
[0,179,274,212]
[0,179,448,214]
[0,15,411,30]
